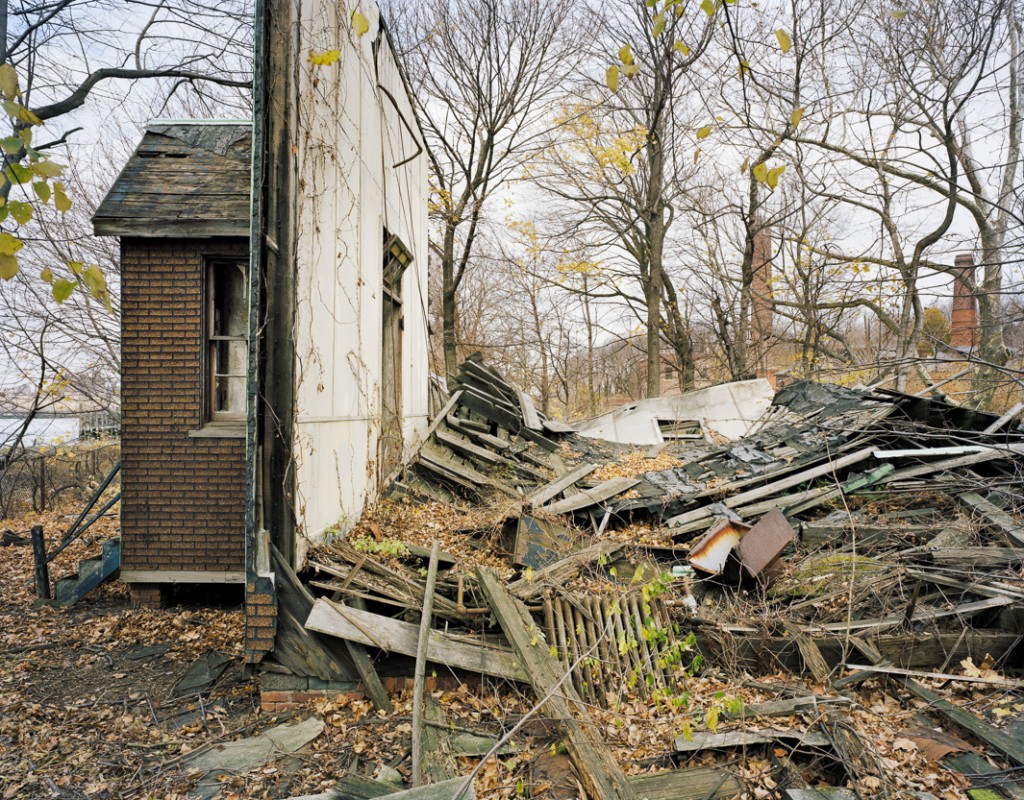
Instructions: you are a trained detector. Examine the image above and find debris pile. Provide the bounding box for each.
[275,358,1024,799]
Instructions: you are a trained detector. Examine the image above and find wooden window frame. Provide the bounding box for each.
[202,257,249,425]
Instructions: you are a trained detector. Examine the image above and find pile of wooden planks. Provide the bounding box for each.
[272,361,1024,799]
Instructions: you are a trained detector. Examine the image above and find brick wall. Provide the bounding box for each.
[120,237,248,575]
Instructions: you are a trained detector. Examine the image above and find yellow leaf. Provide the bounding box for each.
[3,101,41,126]
[889,9,907,19]
[351,10,370,36]
[54,182,71,213]
[738,59,750,78]
[40,268,53,284]
[752,162,768,183]
[31,160,64,179]
[766,164,786,188]
[0,253,18,280]
[0,64,18,100]
[622,63,640,78]
[673,40,690,56]
[51,279,76,304]
[700,0,716,17]
[696,125,712,140]
[740,156,750,174]
[619,44,634,66]
[775,29,792,54]
[790,106,804,128]
[0,231,24,256]
[606,65,620,93]
[9,201,31,225]
[652,13,666,38]
[693,148,701,163]
[309,49,341,66]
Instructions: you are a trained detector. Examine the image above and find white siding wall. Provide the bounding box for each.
[290,1,429,558]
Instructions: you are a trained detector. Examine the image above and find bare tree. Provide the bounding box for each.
[0,0,251,293]
[388,0,582,382]
[790,0,1022,402]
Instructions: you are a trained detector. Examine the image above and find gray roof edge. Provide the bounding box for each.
[146,118,252,128]
[92,219,250,238]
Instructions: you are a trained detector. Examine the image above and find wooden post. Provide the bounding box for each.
[31,525,51,600]
[412,541,441,787]
[38,456,46,512]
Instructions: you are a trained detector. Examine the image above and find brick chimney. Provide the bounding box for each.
[950,253,977,349]
[750,227,773,380]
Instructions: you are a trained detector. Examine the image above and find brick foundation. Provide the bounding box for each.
[129,583,165,609]
[245,576,278,666]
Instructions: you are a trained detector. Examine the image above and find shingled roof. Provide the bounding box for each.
[92,121,251,238]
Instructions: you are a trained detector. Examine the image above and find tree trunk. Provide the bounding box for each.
[441,226,458,383]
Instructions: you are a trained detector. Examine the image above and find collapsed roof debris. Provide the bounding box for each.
[277,356,1024,798]
[574,379,774,445]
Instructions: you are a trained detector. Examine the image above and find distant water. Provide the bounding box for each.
[0,416,81,447]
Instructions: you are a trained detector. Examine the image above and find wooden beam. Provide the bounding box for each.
[813,595,1014,634]
[527,463,598,508]
[956,492,1024,548]
[983,401,1024,433]
[412,543,442,787]
[305,598,528,681]
[475,568,636,800]
[665,447,876,530]
[345,599,393,714]
[538,477,640,516]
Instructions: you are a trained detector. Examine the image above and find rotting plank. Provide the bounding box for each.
[475,568,637,800]
[626,767,742,799]
[812,595,1014,634]
[791,626,831,683]
[946,753,1024,800]
[538,477,640,516]
[507,540,622,602]
[375,776,476,800]
[527,463,598,508]
[675,729,831,752]
[412,543,442,787]
[851,639,1024,766]
[420,696,458,786]
[305,598,528,681]
[270,545,361,684]
[514,387,543,431]
[956,492,1024,548]
[723,695,851,720]
[665,447,876,529]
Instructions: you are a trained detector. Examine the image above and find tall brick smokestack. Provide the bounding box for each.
[751,227,773,380]
[950,253,977,349]
[751,227,773,343]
